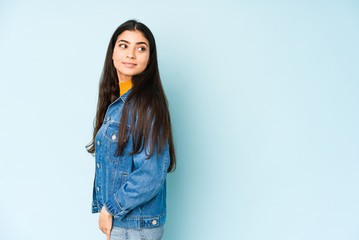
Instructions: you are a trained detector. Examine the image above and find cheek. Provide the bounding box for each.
[112,53,123,67]
[112,50,123,61]
[140,56,150,68]
[112,59,121,69]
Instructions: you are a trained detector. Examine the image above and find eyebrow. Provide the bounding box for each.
[118,39,149,47]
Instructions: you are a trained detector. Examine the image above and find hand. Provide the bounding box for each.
[99,206,113,240]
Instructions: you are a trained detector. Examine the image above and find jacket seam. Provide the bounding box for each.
[113,194,125,211]
[122,210,166,219]
[105,202,115,215]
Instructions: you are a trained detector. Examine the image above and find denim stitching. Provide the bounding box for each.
[113,194,125,211]
[121,210,166,219]
[105,202,115,215]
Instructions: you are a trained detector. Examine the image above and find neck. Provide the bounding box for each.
[119,79,133,97]
[117,70,132,83]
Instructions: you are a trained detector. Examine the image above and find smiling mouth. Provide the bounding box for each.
[122,62,137,68]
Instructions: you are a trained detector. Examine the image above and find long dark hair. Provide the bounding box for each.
[86,20,176,173]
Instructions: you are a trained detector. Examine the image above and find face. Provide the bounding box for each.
[112,30,150,82]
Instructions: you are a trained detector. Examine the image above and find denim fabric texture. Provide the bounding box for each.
[109,225,164,240]
[91,89,170,229]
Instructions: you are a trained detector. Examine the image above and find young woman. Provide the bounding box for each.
[86,20,176,240]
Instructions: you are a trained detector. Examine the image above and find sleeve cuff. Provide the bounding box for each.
[105,194,130,219]
[104,203,114,216]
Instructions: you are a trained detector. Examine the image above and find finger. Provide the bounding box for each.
[100,227,107,235]
[107,231,111,240]
[98,220,103,232]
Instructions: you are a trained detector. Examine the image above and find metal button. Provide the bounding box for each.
[97,141,100,146]
[112,133,117,141]
[107,117,110,121]
[97,187,100,191]
[152,220,157,225]
[97,163,100,168]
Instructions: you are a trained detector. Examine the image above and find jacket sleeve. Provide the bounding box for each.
[104,139,170,219]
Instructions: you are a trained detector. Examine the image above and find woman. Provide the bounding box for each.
[86,19,176,240]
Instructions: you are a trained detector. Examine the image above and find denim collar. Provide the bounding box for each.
[119,88,132,102]
[109,88,132,107]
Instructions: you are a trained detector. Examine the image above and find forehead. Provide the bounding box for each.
[116,30,149,44]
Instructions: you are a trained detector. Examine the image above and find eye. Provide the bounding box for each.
[119,44,126,48]
[137,46,146,52]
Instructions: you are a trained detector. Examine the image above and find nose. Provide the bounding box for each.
[126,47,136,59]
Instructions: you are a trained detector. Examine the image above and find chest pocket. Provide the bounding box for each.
[104,122,130,162]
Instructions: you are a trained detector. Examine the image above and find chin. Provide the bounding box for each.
[119,69,138,76]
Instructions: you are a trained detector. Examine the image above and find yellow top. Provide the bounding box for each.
[119,80,133,97]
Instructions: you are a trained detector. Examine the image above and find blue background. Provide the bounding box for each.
[0,0,358,239]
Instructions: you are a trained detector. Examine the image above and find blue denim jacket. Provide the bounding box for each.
[91,89,170,228]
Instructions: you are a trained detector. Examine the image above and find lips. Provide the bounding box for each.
[122,62,137,68]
